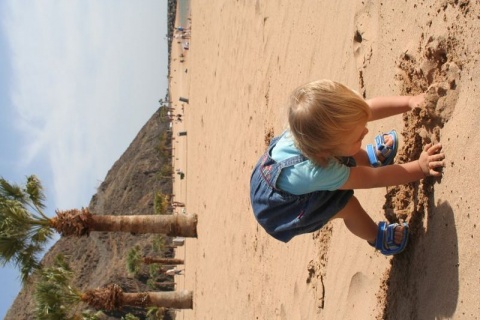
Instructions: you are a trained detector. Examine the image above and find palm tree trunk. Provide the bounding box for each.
[82,284,193,310]
[91,214,197,237]
[121,290,193,309]
[143,257,184,265]
[53,209,197,237]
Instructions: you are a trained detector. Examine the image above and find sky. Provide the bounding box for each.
[0,1,169,318]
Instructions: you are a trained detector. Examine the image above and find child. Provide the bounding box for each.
[249,80,444,255]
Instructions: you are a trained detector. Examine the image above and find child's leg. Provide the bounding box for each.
[333,196,406,244]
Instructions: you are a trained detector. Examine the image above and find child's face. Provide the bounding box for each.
[335,122,368,157]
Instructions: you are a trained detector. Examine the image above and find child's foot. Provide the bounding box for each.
[392,223,407,244]
[370,221,409,256]
[367,130,398,167]
[376,134,394,162]
[369,224,406,243]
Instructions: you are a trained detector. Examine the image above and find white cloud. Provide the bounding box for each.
[3,0,168,209]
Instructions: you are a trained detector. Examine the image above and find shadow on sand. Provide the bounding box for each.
[383,197,459,319]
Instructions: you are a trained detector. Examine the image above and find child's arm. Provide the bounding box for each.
[366,94,424,121]
[339,143,444,190]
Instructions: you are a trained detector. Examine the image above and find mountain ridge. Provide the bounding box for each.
[5,107,174,320]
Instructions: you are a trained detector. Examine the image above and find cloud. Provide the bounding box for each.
[2,0,168,209]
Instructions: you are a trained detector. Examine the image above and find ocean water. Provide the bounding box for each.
[177,0,190,28]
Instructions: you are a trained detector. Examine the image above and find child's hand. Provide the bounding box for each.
[409,93,425,110]
[418,143,445,177]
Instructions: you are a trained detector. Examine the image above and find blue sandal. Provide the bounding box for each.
[366,130,398,167]
[372,221,409,256]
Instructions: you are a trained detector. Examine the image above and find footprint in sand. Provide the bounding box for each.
[344,272,370,317]
[353,0,379,97]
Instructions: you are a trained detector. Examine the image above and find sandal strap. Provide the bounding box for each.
[377,143,394,158]
[366,130,398,167]
[366,144,382,167]
[374,221,409,256]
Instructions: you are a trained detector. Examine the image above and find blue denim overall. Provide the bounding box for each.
[250,135,354,242]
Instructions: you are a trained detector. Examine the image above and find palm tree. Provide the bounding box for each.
[127,246,184,276]
[0,175,197,282]
[34,254,90,320]
[142,257,184,265]
[147,279,176,291]
[34,255,193,320]
[146,306,171,320]
[83,285,192,310]
[154,192,170,215]
[0,175,53,283]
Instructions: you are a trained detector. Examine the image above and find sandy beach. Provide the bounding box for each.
[168,1,480,319]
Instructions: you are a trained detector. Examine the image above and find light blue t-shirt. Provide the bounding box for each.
[270,132,350,195]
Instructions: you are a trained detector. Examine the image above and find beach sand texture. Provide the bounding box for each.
[169,1,480,319]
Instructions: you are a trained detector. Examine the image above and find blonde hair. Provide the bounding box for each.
[288,80,371,166]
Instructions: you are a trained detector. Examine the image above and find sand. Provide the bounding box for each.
[169,1,480,319]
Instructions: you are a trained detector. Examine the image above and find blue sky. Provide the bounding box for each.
[0,1,169,317]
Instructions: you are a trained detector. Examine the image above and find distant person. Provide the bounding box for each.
[165,268,184,276]
[171,201,185,208]
[175,26,190,33]
[175,33,190,40]
[250,79,444,255]
[162,106,175,112]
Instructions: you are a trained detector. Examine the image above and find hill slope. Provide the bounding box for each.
[6,108,173,320]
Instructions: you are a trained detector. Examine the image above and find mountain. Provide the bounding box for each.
[5,108,174,320]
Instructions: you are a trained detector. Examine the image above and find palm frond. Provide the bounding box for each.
[146,306,166,319]
[34,255,82,320]
[0,176,53,283]
[17,245,43,283]
[0,199,32,224]
[126,246,142,275]
[31,226,55,243]
[148,263,161,279]
[152,235,167,254]
[25,175,46,210]
[52,254,72,271]
[0,212,52,282]
[79,310,104,320]
[0,178,27,203]
[0,197,48,228]
[0,236,27,264]
[35,281,69,319]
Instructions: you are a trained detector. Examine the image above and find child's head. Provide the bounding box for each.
[288,80,371,165]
